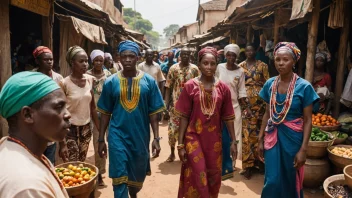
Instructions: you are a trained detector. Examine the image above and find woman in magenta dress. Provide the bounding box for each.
[175,47,238,198]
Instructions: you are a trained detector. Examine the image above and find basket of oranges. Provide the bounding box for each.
[55,162,98,197]
[312,113,341,132]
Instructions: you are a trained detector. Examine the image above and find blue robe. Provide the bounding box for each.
[97,71,165,198]
[259,76,319,198]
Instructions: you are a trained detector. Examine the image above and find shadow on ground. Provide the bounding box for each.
[157,161,182,175]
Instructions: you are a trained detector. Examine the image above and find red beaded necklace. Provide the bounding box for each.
[269,73,298,124]
[7,137,64,190]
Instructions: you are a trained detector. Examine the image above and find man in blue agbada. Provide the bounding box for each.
[97,40,165,198]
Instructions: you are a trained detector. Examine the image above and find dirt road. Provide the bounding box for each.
[82,121,323,197]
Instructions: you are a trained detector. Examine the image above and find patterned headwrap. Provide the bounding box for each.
[315,52,327,61]
[104,53,112,59]
[118,40,140,56]
[66,46,86,65]
[90,49,104,62]
[198,47,218,62]
[217,50,224,55]
[0,72,60,119]
[224,44,240,56]
[33,46,52,59]
[274,42,301,61]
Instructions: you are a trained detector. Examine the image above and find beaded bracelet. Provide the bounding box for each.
[177,144,185,150]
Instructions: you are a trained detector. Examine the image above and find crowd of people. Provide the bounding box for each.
[0,39,323,198]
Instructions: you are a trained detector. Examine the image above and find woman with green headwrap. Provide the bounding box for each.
[59,46,100,162]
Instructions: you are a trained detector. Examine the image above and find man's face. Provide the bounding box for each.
[120,51,138,71]
[31,90,71,142]
[145,50,154,62]
[37,53,53,71]
[180,50,191,63]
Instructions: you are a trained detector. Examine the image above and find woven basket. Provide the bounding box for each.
[323,174,345,198]
[328,145,352,169]
[343,165,352,190]
[307,132,334,159]
[55,161,99,197]
[313,124,342,132]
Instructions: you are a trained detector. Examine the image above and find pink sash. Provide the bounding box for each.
[264,118,304,198]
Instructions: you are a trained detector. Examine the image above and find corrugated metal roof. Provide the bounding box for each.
[201,0,228,11]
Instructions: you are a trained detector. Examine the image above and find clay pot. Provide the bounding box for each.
[304,158,331,188]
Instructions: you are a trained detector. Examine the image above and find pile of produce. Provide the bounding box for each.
[331,131,349,139]
[330,147,352,159]
[312,113,340,127]
[310,127,331,141]
[327,184,352,198]
[55,164,96,187]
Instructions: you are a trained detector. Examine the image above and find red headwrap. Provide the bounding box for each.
[198,47,218,62]
[33,46,52,59]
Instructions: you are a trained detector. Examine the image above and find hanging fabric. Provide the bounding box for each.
[328,0,344,29]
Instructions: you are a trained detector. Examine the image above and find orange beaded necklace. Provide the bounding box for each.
[7,136,64,190]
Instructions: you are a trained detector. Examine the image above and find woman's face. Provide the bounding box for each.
[315,57,326,70]
[71,51,88,75]
[92,56,104,71]
[245,46,256,59]
[199,54,217,77]
[226,52,237,65]
[274,51,295,76]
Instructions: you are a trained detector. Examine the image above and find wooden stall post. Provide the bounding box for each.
[42,3,54,49]
[305,0,321,83]
[0,0,11,138]
[246,24,253,45]
[333,1,351,117]
[274,10,280,45]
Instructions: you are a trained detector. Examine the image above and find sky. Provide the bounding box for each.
[120,0,211,35]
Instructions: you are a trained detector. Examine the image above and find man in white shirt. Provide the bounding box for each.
[137,49,166,93]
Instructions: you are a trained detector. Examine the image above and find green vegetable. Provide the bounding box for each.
[310,127,330,141]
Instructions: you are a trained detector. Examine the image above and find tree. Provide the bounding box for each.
[163,24,180,38]
[123,7,160,48]
[123,8,142,19]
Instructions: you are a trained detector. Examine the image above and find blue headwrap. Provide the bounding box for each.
[118,40,140,56]
[0,72,60,118]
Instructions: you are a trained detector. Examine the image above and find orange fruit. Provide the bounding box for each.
[313,122,317,125]
[68,181,73,186]
[316,123,321,126]
[317,113,323,117]
[315,118,321,123]
[321,117,327,122]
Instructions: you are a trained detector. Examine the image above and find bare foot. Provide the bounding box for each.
[243,168,252,180]
[98,174,106,186]
[166,153,175,162]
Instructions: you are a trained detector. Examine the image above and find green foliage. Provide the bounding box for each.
[123,8,160,48]
[123,8,142,19]
[163,24,180,38]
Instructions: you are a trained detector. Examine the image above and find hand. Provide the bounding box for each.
[178,148,187,163]
[152,139,161,158]
[230,142,238,161]
[98,141,108,158]
[318,93,325,101]
[257,138,265,163]
[246,108,253,118]
[294,150,306,169]
[59,144,69,162]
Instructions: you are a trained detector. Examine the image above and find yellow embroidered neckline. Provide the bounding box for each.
[118,71,144,113]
